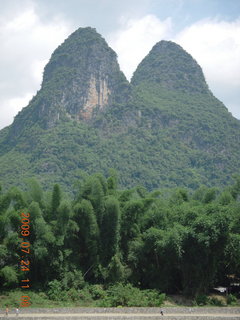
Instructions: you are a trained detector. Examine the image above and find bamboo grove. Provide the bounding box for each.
[0,172,240,297]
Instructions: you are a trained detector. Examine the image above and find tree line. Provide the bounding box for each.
[0,172,240,297]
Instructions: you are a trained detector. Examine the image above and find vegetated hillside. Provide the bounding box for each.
[0,27,239,191]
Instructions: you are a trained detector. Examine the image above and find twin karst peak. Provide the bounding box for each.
[1,27,239,191]
[12,28,210,131]
[44,31,211,118]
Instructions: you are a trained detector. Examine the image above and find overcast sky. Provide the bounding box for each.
[0,0,239,129]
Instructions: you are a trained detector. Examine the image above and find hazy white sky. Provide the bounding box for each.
[0,0,240,129]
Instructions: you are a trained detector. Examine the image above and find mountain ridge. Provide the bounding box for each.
[0,27,239,191]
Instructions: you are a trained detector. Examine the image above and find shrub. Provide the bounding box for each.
[78,287,93,303]
[88,284,106,300]
[227,294,237,305]
[62,270,85,290]
[144,289,166,307]
[0,267,18,287]
[47,280,65,301]
[67,288,79,301]
[195,294,209,305]
[209,296,224,306]
[97,283,165,307]
[0,290,20,307]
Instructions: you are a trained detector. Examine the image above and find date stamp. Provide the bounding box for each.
[19,212,31,307]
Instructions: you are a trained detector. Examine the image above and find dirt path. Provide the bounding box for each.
[1,308,240,319]
[1,312,240,319]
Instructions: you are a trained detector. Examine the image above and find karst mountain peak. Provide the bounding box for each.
[131,40,210,94]
[9,27,130,134]
[40,27,130,124]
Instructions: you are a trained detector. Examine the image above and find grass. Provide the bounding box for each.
[0,290,95,308]
[0,289,239,309]
[164,294,240,307]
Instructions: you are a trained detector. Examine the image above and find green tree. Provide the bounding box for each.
[81,176,105,227]
[26,178,43,207]
[218,191,233,205]
[181,206,230,296]
[121,200,144,258]
[101,196,121,265]
[51,184,61,220]
[0,266,18,287]
[107,169,118,194]
[107,254,126,283]
[203,188,216,204]
[74,200,99,280]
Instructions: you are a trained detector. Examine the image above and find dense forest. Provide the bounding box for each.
[0,171,240,306]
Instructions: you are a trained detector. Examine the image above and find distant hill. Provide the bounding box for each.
[0,27,239,190]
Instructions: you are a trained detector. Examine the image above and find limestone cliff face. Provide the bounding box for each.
[80,76,111,120]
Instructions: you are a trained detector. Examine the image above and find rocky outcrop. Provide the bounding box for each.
[80,76,111,120]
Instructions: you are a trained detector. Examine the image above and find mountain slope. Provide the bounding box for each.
[128,40,240,187]
[0,28,239,191]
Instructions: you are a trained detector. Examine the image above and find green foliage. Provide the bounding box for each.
[230,175,240,200]
[0,173,240,300]
[227,294,238,305]
[62,270,85,290]
[47,280,65,301]
[0,266,18,287]
[26,178,43,206]
[219,191,233,205]
[101,196,121,265]
[170,188,189,205]
[194,294,209,306]
[88,284,106,300]
[209,296,225,306]
[57,200,71,235]
[51,184,61,219]
[131,40,209,94]
[107,254,126,283]
[1,37,240,193]
[107,169,118,194]
[66,288,79,301]
[73,199,99,279]
[98,283,165,307]
[203,188,216,203]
